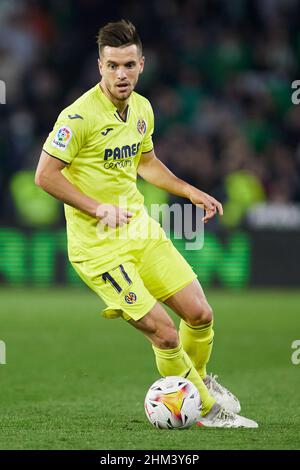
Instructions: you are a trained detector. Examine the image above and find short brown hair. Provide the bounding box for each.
[97,19,142,56]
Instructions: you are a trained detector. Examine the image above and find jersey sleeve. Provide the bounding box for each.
[43,109,88,164]
[141,101,154,153]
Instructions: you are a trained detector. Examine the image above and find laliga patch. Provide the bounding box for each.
[52,126,72,151]
[125,292,137,304]
[137,118,147,135]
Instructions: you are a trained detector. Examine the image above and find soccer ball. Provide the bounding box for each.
[144,376,201,429]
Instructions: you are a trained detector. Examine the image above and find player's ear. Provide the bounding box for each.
[139,56,145,74]
[98,58,102,75]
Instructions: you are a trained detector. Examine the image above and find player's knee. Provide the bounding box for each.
[185,301,213,326]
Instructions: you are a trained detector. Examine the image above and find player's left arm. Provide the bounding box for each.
[137,149,223,222]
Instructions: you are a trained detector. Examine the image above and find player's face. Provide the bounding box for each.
[98,45,144,103]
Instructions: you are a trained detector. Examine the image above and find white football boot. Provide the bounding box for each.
[197,403,258,428]
[204,373,241,414]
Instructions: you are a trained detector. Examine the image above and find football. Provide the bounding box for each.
[144,376,201,429]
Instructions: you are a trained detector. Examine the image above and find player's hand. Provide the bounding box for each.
[189,190,223,223]
[96,204,133,228]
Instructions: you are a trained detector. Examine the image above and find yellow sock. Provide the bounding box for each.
[152,343,215,416]
[179,320,214,379]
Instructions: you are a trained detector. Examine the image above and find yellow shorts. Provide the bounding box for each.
[71,233,197,322]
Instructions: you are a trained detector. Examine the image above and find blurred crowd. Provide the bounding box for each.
[1,0,300,228]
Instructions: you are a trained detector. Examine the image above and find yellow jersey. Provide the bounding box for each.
[43,83,156,270]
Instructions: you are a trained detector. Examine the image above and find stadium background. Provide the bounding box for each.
[0,0,300,450]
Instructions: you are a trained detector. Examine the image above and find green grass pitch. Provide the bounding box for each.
[0,287,300,450]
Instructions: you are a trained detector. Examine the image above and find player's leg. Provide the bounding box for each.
[164,278,214,381]
[126,300,215,416]
[138,233,241,414]
[164,279,241,413]
[138,234,214,384]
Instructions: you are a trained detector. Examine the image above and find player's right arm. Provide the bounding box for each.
[35,150,98,216]
[35,151,132,228]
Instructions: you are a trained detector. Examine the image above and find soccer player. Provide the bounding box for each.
[35,20,257,428]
